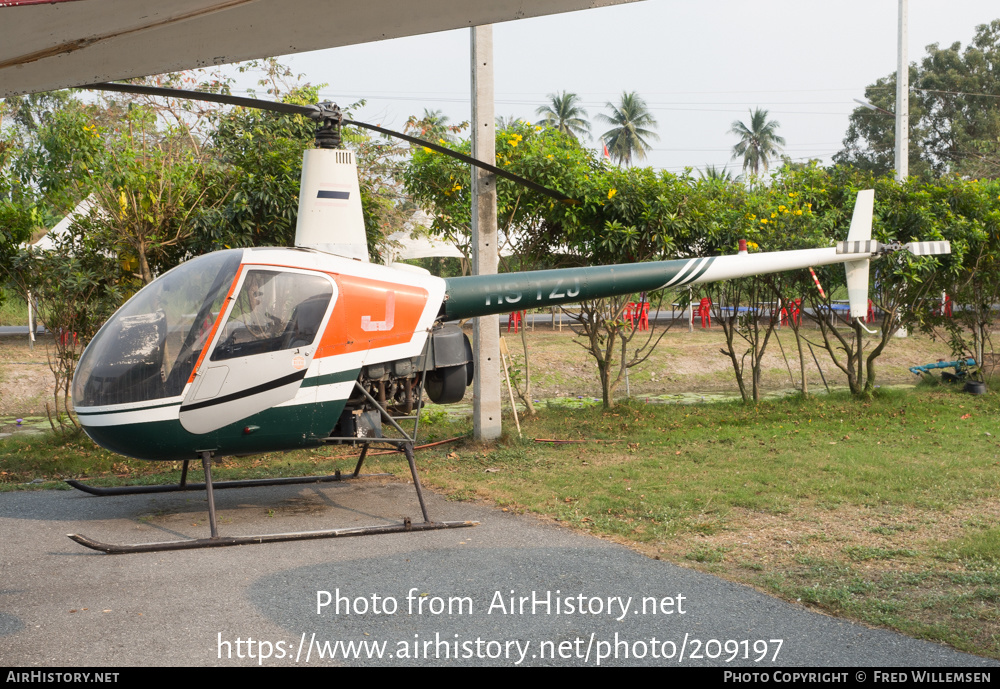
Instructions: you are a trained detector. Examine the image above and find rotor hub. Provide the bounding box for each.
[313,102,343,149]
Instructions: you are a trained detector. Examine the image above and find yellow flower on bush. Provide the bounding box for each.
[793,209,803,216]
[788,192,798,198]
[770,212,777,218]
[608,188,617,200]
[760,218,769,224]
[422,147,432,153]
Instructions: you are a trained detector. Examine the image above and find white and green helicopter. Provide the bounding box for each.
[65,84,949,553]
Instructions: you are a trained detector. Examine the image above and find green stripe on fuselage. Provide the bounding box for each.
[299,369,360,388]
[84,397,351,461]
[82,369,362,461]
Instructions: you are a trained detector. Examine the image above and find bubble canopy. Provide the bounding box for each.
[74,250,244,408]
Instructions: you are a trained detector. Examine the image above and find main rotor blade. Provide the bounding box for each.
[345,119,573,203]
[84,82,574,202]
[84,82,317,117]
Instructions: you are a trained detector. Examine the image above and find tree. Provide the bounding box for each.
[535,91,591,141]
[833,68,930,177]
[404,122,596,413]
[836,20,1000,178]
[729,108,785,179]
[694,176,818,402]
[754,164,954,398]
[404,109,467,143]
[201,87,315,253]
[597,92,659,167]
[7,220,128,430]
[495,115,520,130]
[553,166,710,408]
[699,165,734,182]
[87,106,222,284]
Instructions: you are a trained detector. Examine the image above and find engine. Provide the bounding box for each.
[331,323,473,439]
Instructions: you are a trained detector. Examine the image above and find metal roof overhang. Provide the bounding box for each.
[0,0,641,98]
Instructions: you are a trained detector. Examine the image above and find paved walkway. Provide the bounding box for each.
[0,477,996,667]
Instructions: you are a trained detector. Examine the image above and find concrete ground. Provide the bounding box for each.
[0,476,997,668]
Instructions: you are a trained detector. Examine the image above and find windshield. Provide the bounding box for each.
[74,250,243,407]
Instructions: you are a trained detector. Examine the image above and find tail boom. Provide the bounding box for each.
[441,246,873,321]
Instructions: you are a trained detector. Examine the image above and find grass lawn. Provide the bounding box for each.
[1,327,997,658]
[407,386,1000,659]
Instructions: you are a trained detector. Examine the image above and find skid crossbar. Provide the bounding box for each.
[65,469,389,496]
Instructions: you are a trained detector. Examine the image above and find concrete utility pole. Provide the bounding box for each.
[895,0,909,181]
[470,25,502,441]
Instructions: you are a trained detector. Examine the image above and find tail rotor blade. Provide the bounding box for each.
[905,241,951,256]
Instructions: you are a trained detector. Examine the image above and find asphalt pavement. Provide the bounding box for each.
[0,474,996,668]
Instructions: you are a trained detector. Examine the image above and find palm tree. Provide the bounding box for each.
[535,91,591,140]
[698,165,734,182]
[406,109,462,142]
[729,108,785,178]
[597,92,659,167]
[495,114,520,130]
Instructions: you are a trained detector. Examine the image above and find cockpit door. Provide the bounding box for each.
[179,268,336,435]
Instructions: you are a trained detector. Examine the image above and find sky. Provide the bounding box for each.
[224,0,1000,176]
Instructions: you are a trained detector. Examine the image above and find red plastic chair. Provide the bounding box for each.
[780,298,802,326]
[507,310,525,333]
[636,301,650,331]
[624,302,637,329]
[693,297,712,328]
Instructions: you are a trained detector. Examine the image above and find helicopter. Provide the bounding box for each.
[63,82,950,554]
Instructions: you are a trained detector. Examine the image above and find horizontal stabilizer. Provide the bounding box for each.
[905,241,951,256]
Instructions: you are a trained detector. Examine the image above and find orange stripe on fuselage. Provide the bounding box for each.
[186,264,245,385]
[316,274,429,358]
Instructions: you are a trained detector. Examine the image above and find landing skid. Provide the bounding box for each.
[68,442,477,554]
[68,518,476,554]
[68,381,477,554]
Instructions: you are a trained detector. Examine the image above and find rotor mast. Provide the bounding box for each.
[294,101,369,261]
